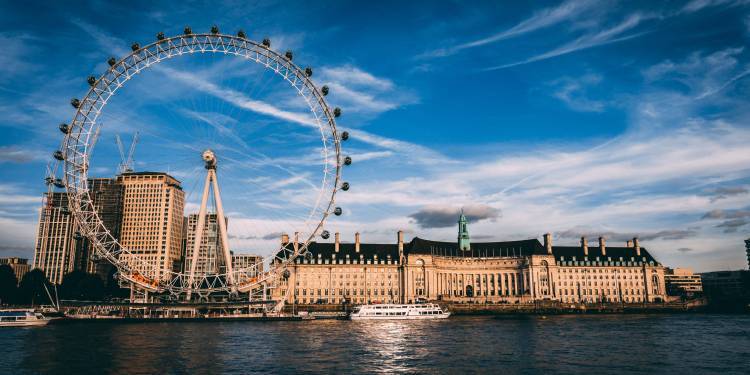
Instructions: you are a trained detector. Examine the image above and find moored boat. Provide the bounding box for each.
[350,303,450,320]
[0,310,52,327]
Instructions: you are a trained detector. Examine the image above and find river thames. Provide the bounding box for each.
[2,314,748,374]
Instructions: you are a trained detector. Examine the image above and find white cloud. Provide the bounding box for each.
[486,12,654,70]
[550,73,606,112]
[420,0,598,58]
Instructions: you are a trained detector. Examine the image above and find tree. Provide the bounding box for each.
[60,271,105,301]
[60,270,87,300]
[0,265,18,305]
[17,269,52,306]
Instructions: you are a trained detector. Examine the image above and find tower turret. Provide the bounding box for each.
[458,210,471,251]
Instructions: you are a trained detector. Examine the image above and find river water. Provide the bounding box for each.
[2,314,748,374]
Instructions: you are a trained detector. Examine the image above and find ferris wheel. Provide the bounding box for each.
[48,26,352,298]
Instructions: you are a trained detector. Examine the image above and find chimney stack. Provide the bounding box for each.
[544,233,552,255]
[581,236,588,257]
[281,233,289,245]
[633,237,641,256]
[599,236,606,256]
[293,232,300,254]
[355,232,361,253]
[335,232,340,253]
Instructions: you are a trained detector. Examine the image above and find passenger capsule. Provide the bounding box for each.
[156,32,165,40]
[321,230,330,239]
[53,151,64,161]
[262,38,271,48]
[60,207,70,215]
[305,67,313,77]
[334,207,343,216]
[321,85,329,96]
[87,75,96,86]
[211,25,219,34]
[341,182,350,191]
[107,57,116,67]
[341,131,349,141]
[44,177,54,185]
[333,107,342,117]
[344,156,352,165]
[131,42,140,51]
[70,98,80,109]
[54,179,65,188]
[73,232,83,241]
[184,26,192,35]
[59,123,70,134]
[282,269,291,279]
[237,30,247,39]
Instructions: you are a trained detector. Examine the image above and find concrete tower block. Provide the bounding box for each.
[599,236,606,256]
[355,232,361,253]
[335,232,340,253]
[281,233,289,245]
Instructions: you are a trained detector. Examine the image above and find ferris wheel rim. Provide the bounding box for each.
[58,31,344,295]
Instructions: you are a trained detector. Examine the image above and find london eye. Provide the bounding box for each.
[46,26,352,299]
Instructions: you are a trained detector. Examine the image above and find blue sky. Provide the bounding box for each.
[1,0,750,271]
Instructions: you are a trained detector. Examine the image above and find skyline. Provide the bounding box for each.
[1,0,750,272]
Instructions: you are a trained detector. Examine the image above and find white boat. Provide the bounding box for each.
[0,310,52,327]
[350,303,450,320]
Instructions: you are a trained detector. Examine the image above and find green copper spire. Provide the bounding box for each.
[458,210,470,251]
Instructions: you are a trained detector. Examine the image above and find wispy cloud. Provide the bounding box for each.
[419,0,597,58]
[485,13,654,70]
[318,64,417,114]
[549,73,606,112]
[0,146,46,164]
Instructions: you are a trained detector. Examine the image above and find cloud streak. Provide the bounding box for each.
[420,0,597,58]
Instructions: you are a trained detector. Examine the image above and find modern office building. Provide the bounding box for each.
[77,178,125,281]
[184,213,226,276]
[0,257,30,284]
[664,268,702,296]
[116,172,185,281]
[32,192,79,284]
[232,253,264,283]
[745,238,749,270]
[273,216,668,305]
[700,270,750,300]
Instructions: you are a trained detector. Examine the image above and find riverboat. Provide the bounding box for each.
[0,310,52,327]
[350,303,450,320]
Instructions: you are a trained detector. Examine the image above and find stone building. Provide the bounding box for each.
[0,257,30,284]
[273,216,667,305]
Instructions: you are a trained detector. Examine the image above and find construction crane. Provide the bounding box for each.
[115,131,139,174]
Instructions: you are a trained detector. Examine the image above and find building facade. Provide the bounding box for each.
[700,270,750,300]
[0,257,30,284]
[116,172,185,281]
[273,218,668,305]
[664,268,703,296]
[232,253,264,283]
[78,178,124,281]
[184,213,226,276]
[32,192,79,284]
